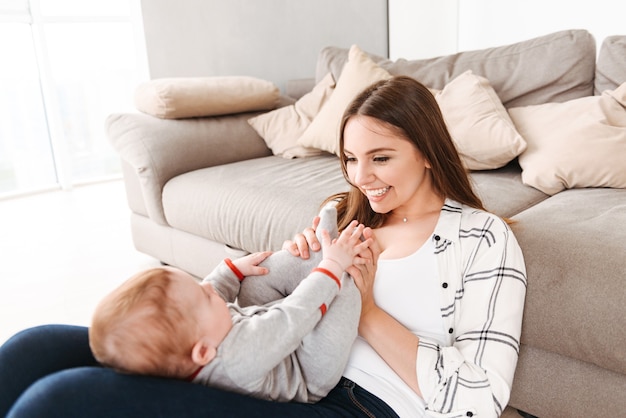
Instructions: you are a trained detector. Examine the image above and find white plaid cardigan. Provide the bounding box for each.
[417,200,527,418]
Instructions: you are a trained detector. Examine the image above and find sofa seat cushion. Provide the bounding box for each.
[511,188,626,375]
[470,161,549,218]
[162,156,547,252]
[162,155,349,253]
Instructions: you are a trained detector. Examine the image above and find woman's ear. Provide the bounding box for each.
[191,340,217,366]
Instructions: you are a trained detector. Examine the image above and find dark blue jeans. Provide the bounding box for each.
[0,325,399,418]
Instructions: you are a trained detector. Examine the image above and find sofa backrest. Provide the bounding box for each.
[595,35,626,94]
[316,29,597,108]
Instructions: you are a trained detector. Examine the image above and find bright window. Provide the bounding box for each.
[0,0,147,197]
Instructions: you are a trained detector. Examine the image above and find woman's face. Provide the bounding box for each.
[343,115,435,216]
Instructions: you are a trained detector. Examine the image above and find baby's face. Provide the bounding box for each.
[167,269,232,346]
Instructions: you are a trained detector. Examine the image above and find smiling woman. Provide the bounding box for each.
[0,0,147,198]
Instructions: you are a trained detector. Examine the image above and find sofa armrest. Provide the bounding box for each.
[106,111,272,225]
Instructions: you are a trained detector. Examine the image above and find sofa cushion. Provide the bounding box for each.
[595,35,626,95]
[134,76,281,119]
[469,161,548,219]
[509,82,626,195]
[317,29,596,108]
[247,73,335,159]
[162,155,349,253]
[106,111,272,225]
[435,70,527,170]
[162,154,545,252]
[298,44,392,155]
[511,188,626,376]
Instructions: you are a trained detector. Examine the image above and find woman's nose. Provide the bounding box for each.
[352,162,373,186]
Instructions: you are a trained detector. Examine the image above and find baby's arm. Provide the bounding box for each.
[230,251,272,277]
[202,251,271,302]
[220,222,371,380]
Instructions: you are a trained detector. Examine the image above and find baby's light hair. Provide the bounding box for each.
[89,268,199,378]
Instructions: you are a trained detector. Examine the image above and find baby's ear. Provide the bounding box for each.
[316,206,338,241]
[191,340,217,366]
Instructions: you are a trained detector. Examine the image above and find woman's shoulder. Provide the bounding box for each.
[447,200,510,232]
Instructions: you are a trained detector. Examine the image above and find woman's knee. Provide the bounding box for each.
[0,325,97,417]
[1,324,94,365]
[8,366,325,418]
[7,367,114,418]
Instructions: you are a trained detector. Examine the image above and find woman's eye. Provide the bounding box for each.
[344,156,356,163]
[373,156,389,163]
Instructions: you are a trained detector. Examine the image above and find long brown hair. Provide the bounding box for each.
[325,76,485,230]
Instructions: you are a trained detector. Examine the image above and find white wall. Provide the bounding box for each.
[140,0,388,92]
[388,0,459,60]
[389,0,625,60]
[140,0,623,90]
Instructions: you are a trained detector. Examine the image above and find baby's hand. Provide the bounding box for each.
[232,251,272,277]
[320,221,372,272]
[353,227,377,265]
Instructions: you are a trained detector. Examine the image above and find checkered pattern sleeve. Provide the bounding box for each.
[417,202,527,418]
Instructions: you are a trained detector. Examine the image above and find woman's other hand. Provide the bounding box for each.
[347,227,380,317]
[282,215,321,259]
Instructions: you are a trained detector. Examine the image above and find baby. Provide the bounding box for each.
[89,207,370,403]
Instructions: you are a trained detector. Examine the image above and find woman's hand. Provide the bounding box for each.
[347,228,422,396]
[282,216,321,259]
[346,227,381,320]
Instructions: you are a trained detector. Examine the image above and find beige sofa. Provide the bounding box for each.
[107,30,626,417]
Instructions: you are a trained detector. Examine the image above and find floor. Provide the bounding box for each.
[0,180,160,345]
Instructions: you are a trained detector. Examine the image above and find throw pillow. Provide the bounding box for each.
[509,82,626,195]
[134,76,280,119]
[247,73,336,158]
[297,45,392,155]
[434,70,527,170]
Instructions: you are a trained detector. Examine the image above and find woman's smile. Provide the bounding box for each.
[364,186,391,200]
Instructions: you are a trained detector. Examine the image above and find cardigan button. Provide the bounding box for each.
[442,282,448,288]
[433,234,441,241]
[466,412,474,417]
[448,328,454,334]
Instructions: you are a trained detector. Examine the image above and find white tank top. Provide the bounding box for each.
[343,239,446,417]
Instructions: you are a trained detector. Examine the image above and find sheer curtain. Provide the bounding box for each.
[0,0,147,197]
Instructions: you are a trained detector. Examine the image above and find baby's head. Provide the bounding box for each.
[90,267,231,379]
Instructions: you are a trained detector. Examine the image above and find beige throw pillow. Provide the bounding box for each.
[297,45,392,155]
[435,70,527,170]
[509,82,626,195]
[247,73,336,158]
[135,76,280,119]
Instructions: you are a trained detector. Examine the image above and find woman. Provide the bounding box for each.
[0,76,526,417]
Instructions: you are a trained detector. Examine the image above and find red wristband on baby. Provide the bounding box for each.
[312,267,341,288]
[224,258,244,281]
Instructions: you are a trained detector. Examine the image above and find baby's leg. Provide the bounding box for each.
[237,250,319,307]
[296,275,361,401]
[239,206,338,308]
